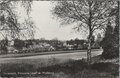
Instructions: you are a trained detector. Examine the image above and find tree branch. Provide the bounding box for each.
[72,0,88,24]
[92,18,108,32]
[92,5,111,23]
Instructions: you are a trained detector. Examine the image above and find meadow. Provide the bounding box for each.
[0,50,118,78]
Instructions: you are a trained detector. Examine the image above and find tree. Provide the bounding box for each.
[100,19,114,58]
[96,33,102,42]
[0,0,34,40]
[14,39,25,50]
[112,1,119,46]
[52,0,116,64]
[0,0,34,54]
[100,18,119,58]
[101,1,119,59]
[0,37,8,54]
[94,33,102,49]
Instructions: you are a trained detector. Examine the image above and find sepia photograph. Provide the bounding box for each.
[0,0,119,77]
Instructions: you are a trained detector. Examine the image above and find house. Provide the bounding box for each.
[66,44,74,50]
[48,46,55,51]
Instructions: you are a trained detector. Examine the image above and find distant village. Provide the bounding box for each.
[0,37,102,54]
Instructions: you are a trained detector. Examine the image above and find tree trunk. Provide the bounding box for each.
[87,1,92,65]
[87,35,92,65]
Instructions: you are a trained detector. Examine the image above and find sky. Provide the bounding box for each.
[29,1,87,40]
[0,1,102,40]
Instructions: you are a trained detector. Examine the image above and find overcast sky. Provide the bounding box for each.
[29,1,88,40]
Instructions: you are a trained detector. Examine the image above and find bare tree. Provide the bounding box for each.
[0,0,34,40]
[52,0,117,64]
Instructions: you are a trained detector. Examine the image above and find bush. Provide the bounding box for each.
[100,19,119,59]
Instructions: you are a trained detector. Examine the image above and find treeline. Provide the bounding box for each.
[0,38,101,54]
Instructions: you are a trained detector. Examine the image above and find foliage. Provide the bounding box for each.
[52,0,116,64]
[0,38,8,54]
[0,0,34,39]
[100,2,119,59]
[14,39,25,50]
[101,23,119,59]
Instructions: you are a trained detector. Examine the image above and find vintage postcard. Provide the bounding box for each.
[0,0,119,77]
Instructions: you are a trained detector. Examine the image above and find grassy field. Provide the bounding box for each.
[0,49,102,58]
[0,49,102,64]
[0,58,119,78]
[0,50,118,78]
